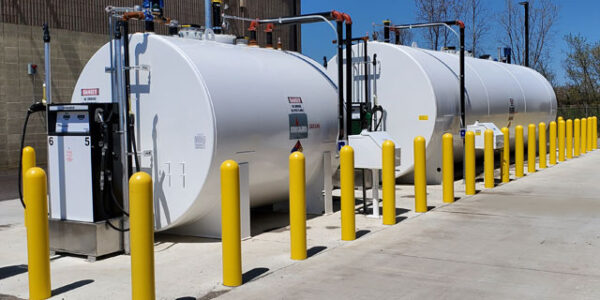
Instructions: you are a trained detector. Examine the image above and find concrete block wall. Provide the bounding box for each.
[0,22,107,170]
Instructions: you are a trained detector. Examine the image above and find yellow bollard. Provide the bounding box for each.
[22,146,36,226]
[538,122,547,169]
[289,152,307,260]
[501,127,510,183]
[220,160,242,287]
[581,118,587,154]
[442,134,454,203]
[574,118,580,156]
[528,124,536,173]
[566,119,573,159]
[382,140,396,224]
[465,131,476,194]
[549,121,556,165]
[558,116,563,122]
[414,136,427,212]
[484,129,494,188]
[130,172,155,299]
[558,120,566,161]
[340,146,356,241]
[592,116,598,149]
[24,168,51,300]
[587,117,593,152]
[515,125,524,178]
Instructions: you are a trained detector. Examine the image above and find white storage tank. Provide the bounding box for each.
[72,33,339,237]
[328,41,556,183]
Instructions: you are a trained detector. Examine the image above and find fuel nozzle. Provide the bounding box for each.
[28,102,46,113]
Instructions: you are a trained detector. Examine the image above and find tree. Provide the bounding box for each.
[563,34,599,103]
[498,0,558,75]
[461,0,489,57]
[414,0,489,55]
[415,0,449,50]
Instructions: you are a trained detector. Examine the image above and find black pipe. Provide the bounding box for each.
[383,20,391,43]
[337,20,344,139]
[459,24,465,130]
[395,30,400,45]
[345,22,352,138]
[363,38,369,109]
[520,1,529,67]
[212,0,222,34]
[323,56,328,68]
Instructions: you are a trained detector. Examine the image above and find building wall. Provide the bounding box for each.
[0,0,301,170]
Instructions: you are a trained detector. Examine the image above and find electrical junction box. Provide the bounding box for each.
[348,130,401,169]
[467,122,504,150]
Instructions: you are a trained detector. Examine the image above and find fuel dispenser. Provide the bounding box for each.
[47,103,126,260]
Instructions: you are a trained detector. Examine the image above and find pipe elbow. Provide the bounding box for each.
[456,20,465,29]
[248,19,259,31]
[342,13,352,25]
[264,23,274,32]
[331,10,343,22]
[122,11,145,21]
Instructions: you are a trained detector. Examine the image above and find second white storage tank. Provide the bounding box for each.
[328,41,557,183]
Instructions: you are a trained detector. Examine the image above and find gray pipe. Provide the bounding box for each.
[43,24,52,104]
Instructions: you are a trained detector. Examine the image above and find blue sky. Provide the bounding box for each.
[300,0,600,86]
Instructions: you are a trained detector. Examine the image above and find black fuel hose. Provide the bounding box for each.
[17,111,32,208]
[17,102,46,209]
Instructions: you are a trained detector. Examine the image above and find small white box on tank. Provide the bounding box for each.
[467,122,504,150]
[349,130,401,169]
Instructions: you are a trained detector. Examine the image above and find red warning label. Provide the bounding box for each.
[81,88,99,96]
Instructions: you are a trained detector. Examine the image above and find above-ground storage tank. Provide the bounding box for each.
[72,32,339,237]
[328,41,557,183]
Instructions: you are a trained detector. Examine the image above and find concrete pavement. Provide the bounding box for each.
[0,149,599,299]
[219,150,600,300]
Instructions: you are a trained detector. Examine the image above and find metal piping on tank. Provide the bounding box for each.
[384,20,466,132]
[265,24,274,48]
[43,24,52,105]
[212,0,223,34]
[222,10,353,141]
[248,20,258,46]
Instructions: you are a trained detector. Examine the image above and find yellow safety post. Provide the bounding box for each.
[465,131,476,194]
[382,140,396,224]
[515,125,524,178]
[574,118,580,156]
[442,134,454,203]
[587,117,593,152]
[581,118,587,154]
[414,136,427,212]
[24,167,51,300]
[484,129,494,188]
[501,127,510,183]
[558,120,566,161]
[592,116,598,149]
[558,116,563,123]
[129,172,155,299]
[549,121,557,165]
[538,122,547,169]
[566,119,573,159]
[528,124,536,173]
[22,146,36,226]
[289,152,307,260]
[220,160,242,287]
[340,146,356,241]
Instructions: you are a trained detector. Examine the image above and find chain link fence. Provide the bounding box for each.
[557,104,600,130]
